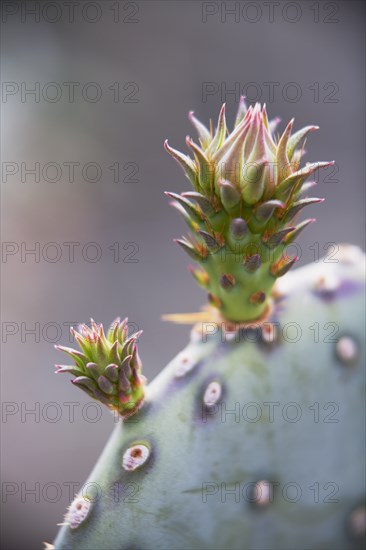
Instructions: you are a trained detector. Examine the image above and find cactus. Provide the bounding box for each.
[50,102,365,550]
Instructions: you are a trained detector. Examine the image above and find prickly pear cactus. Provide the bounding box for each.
[50,102,365,550]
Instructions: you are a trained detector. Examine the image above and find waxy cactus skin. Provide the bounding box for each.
[50,102,365,550]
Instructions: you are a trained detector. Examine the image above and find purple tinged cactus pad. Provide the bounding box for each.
[51,102,365,550]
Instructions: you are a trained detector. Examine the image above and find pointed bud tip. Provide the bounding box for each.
[259,157,270,166]
[218,179,233,189]
[230,218,248,239]
[239,95,246,108]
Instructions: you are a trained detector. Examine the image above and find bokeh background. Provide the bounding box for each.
[1,1,365,548]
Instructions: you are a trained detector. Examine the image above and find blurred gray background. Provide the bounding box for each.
[1,1,365,548]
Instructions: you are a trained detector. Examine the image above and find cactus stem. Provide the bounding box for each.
[218,301,275,330]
